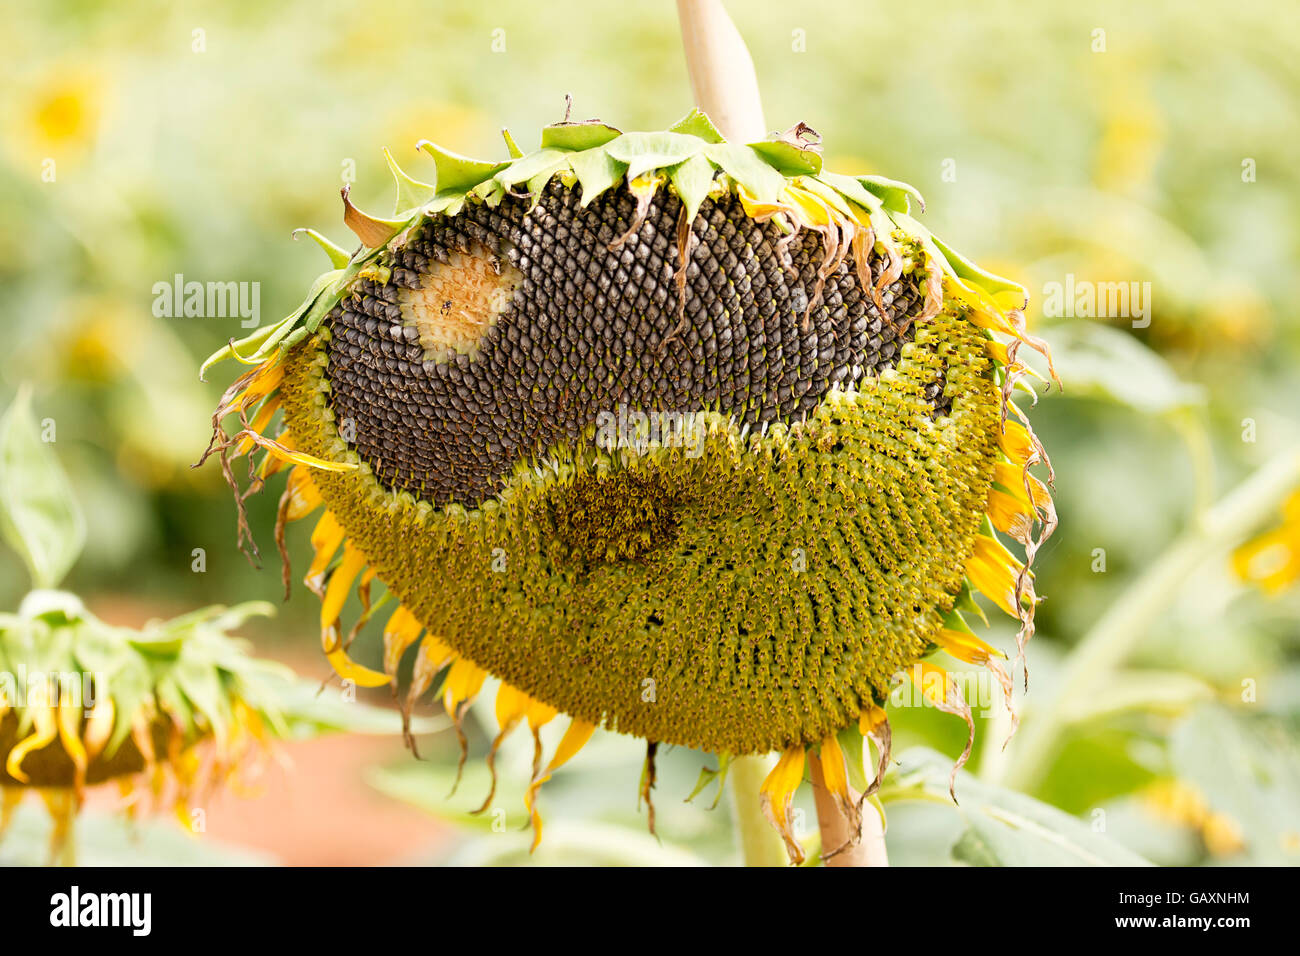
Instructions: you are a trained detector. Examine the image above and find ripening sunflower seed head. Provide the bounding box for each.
[201,110,1058,863]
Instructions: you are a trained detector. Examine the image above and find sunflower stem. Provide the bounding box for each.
[995,444,1300,793]
[728,754,788,866]
[809,752,888,867]
[58,817,77,867]
[675,0,766,142]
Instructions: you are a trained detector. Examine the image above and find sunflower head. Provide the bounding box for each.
[0,590,288,860]
[201,111,1058,862]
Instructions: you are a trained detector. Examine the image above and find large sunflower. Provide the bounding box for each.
[201,113,1057,863]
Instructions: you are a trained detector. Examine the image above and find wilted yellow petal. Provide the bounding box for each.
[57,700,88,787]
[934,627,1004,665]
[5,707,57,783]
[233,396,282,457]
[281,465,324,522]
[82,696,114,761]
[441,658,488,717]
[759,745,807,865]
[305,511,345,594]
[526,718,597,851]
[966,534,1025,619]
[858,703,888,736]
[473,682,532,816]
[236,429,356,473]
[381,605,423,679]
[323,636,391,688]
[999,418,1038,466]
[320,541,367,631]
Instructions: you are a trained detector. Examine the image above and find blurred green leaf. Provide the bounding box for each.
[1060,669,1216,724]
[272,677,446,738]
[885,748,1152,866]
[0,387,85,589]
[1035,321,1204,416]
[1171,705,1300,865]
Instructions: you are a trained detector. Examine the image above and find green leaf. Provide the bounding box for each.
[1043,321,1205,416]
[684,752,732,810]
[501,128,524,158]
[416,141,508,195]
[1171,705,1300,865]
[0,387,85,589]
[540,121,622,151]
[383,147,436,213]
[567,147,628,207]
[199,268,344,377]
[886,748,1152,866]
[291,228,351,269]
[605,131,706,181]
[929,232,1028,305]
[173,654,232,742]
[749,140,822,176]
[103,651,151,757]
[667,109,726,144]
[494,148,570,190]
[153,674,196,737]
[667,153,717,222]
[703,143,787,204]
[817,170,885,215]
[1060,669,1215,724]
[858,174,925,214]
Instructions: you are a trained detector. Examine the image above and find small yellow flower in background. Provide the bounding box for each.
[1233,490,1300,595]
[5,64,109,170]
[1140,778,1245,858]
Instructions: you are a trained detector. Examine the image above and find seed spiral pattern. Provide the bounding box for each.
[327,182,929,506]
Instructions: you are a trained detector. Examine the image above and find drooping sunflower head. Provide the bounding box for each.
[202,112,1057,862]
[0,592,286,860]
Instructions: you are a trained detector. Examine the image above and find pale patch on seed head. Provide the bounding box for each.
[399,242,520,362]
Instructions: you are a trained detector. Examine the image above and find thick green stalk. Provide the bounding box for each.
[728,754,788,866]
[996,446,1300,792]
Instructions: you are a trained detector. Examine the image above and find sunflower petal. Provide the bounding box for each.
[934,627,1004,665]
[911,661,973,801]
[5,707,57,784]
[526,718,597,851]
[473,682,530,815]
[304,511,345,595]
[56,700,88,792]
[442,658,489,796]
[966,534,1027,619]
[82,696,115,761]
[815,733,860,857]
[759,745,807,865]
[381,605,424,680]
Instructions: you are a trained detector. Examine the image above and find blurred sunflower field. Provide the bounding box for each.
[1,0,1298,866]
